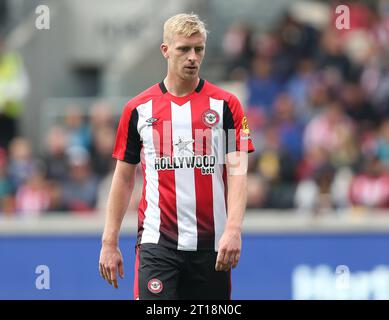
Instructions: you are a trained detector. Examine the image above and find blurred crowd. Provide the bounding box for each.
[1,0,389,217]
[223,0,389,213]
[0,102,142,216]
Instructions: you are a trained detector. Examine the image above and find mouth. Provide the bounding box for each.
[184,66,197,70]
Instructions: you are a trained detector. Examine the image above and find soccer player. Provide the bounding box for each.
[99,13,254,300]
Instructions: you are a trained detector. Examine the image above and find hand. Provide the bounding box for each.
[99,243,124,289]
[215,227,241,272]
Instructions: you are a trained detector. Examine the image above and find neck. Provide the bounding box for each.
[163,73,200,97]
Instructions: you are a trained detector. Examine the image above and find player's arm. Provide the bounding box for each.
[216,93,254,272]
[99,102,141,288]
[99,160,137,288]
[215,151,248,272]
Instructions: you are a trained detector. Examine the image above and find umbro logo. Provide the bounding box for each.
[146,117,158,126]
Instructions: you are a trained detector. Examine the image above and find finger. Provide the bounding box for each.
[112,279,118,289]
[232,252,240,269]
[222,261,231,272]
[100,264,108,280]
[222,250,232,265]
[215,251,225,271]
[221,251,236,271]
[102,265,112,285]
[100,263,109,280]
[118,261,124,279]
[105,266,113,285]
[99,263,104,278]
[227,250,235,264]
[110,265,118,284]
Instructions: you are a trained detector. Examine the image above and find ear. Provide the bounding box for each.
[160,43,169,59]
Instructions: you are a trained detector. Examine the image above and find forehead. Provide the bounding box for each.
[170,32,206,47]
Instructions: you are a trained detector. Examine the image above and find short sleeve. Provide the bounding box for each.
[112,105,141,164]
[223,94,255,154]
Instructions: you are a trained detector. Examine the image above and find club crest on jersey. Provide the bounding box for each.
[202,110,220,127]
[148,278,163,294]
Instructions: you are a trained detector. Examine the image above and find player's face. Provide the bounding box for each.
[163,32,206,81]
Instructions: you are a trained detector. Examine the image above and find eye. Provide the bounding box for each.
[195,47,204,53]
[178,47,190,52]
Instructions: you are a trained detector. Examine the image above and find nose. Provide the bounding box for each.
[187,48,197,63]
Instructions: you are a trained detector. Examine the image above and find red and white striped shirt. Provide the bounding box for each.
[113,79,254,251]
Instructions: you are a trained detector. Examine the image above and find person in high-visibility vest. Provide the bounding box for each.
[0,38,29,149]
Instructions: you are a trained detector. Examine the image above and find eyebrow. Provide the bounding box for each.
[176,45,205,49]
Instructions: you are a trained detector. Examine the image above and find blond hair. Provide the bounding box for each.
[163,13,207,43]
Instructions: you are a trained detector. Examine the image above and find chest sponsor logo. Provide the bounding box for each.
[155,155,216,175]
[155,137,216,175]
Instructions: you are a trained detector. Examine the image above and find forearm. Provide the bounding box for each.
[225,151,248,231]
[226,174,247,231]
[216,153,248,271]
[102,163,136,246]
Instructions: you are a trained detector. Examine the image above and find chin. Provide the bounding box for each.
[182,72,198,80]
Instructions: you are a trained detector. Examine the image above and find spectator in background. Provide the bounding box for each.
[297,146,330,181]
[272,93,304,161]
[360,56,389,118]
[256,124,296,208]
[304,100,358,168]
[331,166,354,210]
[373,0,389,52]
[61,146,98,213]
[273,12,319,81]
[41,125,68,213]
[316,27,354,81]
[246,173,267,209]
[340,81,378,128]
[349,156,389,209]
[7,137,35,192]
[247,54,283,116]
[45,180,66,212]
[89,101,115,131]
[295,164,335,215]
[63,105,91,151]
[0,148,13,214]
[89,101,116,178]
[286,57,317,123]
[0,36,29,149]
[15,160,49,217]
[359,8,389,119]
[303,73,331,122]
[375,119,389,168]
[222,23,255,80]
[43,125,68,182]
[91,126,116,178]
